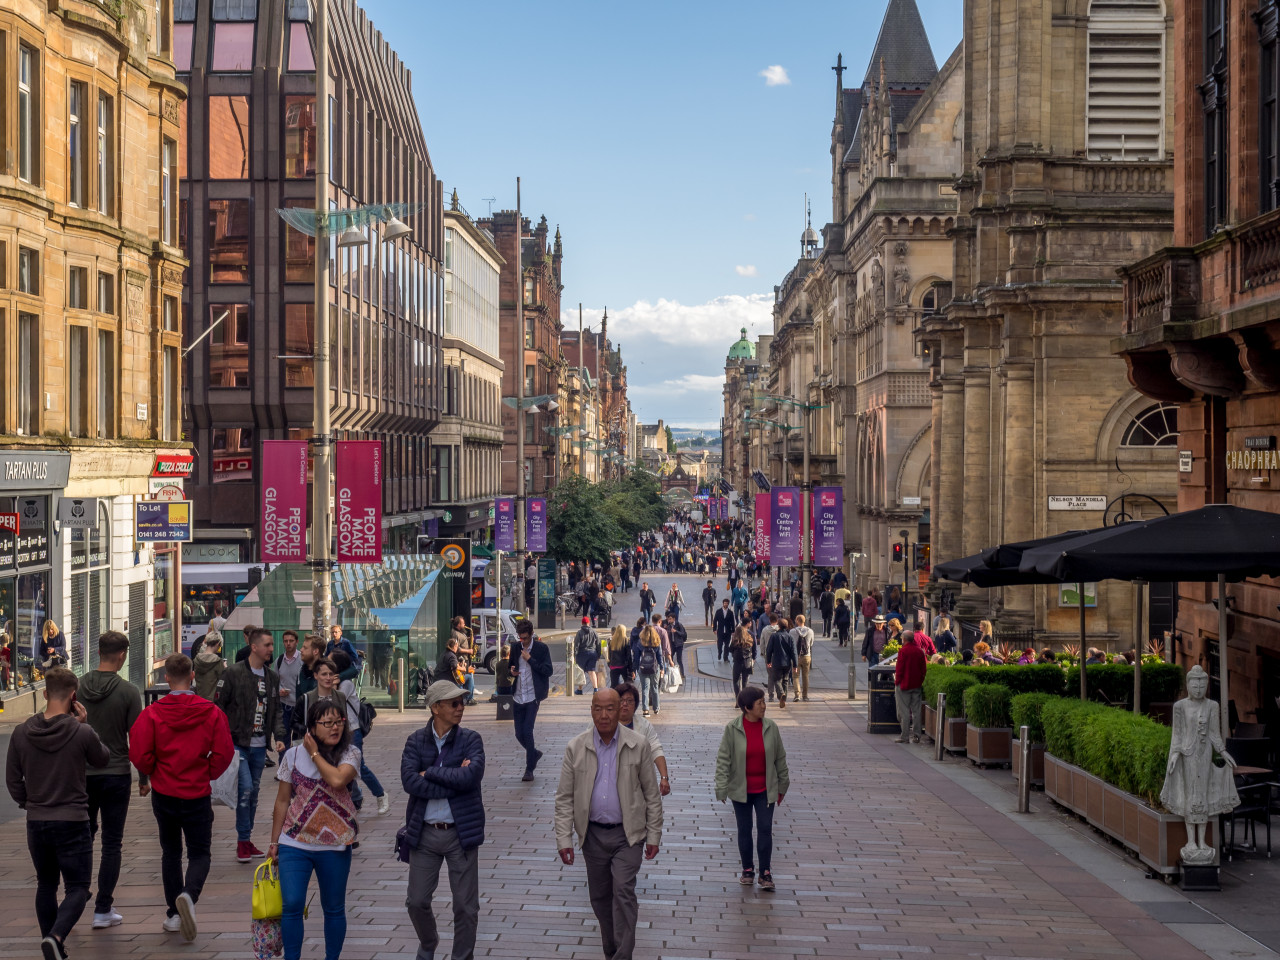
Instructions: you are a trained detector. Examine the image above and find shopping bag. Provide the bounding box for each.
[210,747,242,809]
[571,662,586,689]
[251,918,283,960]
[666,666,682,693]
[251,860,283,920]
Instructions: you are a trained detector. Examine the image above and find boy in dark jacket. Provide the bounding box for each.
[401,680,486,960]
[6,667,110,960]
[506,621,553,781]
[130,653,234,940]
[765,621,798,709]
[78,630,147,929]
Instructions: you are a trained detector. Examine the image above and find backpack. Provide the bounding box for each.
[357,698,376,737]
[796,628,813,657]
[638,647,658,675]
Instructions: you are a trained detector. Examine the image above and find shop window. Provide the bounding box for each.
[211,23,255,71]
[209,303,250,387]
[208,96,250,179]
[208,198,250,282]
[153,547,177,658]
[69,502,110,674]
[283,96,316,178]
[284,303,314,387]
[68,326,89,437]
[287,22,314,71]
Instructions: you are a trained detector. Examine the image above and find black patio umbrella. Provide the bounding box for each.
[1018,504,1280,732]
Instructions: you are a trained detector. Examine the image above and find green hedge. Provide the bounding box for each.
[1062,662,1185,712]
[964,684,1012,728]
[953,664,1066,696]
[1040,697,1172,806]
[1010,692,1054,743]
[921,665,981,718]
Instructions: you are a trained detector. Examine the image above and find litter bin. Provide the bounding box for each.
[867,663,901,735]
[495,694,514,722]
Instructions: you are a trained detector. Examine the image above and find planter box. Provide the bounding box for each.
[942,716,967,754]
[924,704,937,739]
[1043,752,1215,876]
[966,725,1012,766]
[1011,739,1045,786]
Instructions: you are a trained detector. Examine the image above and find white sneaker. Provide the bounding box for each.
[176,892,197,942]
[376,793,391,816]
[92,911,123,929]
[162,914,182,933]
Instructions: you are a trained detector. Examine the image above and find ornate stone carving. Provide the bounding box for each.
[1124,351,1194,403]
[893,266,911,305]
[162,265,184,288]
[162,97,180,125]
[1166,340,1245,397]
[1231,329,1280,391]
[127,282,147,332]
[1160,666,1238,864]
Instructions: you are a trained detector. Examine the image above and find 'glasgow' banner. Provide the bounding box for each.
[335,440,382,563]
[754,493,770,562]
[812,486,843,566]
[526,497,547,552]
[770,487,799,565]
[494,497,516,551]
[261,441,308,562]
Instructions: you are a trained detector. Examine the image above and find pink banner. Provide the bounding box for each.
[754,493,770,562]
[260,441,309,562]
[335,440,382,564]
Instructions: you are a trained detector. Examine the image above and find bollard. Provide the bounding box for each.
[934,692,946,762]
[397,658,406,714]
[566,637,575,698]
[848,652,857,700]
[1017,724,1031,813]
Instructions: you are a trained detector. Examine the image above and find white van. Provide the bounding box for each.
[469,608,527,673]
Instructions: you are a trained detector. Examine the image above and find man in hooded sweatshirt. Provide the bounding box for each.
[78,630,147,930]
[129,653,234,941]
[6,666,110,960]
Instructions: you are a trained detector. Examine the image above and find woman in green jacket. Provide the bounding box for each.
[714,684,790,890]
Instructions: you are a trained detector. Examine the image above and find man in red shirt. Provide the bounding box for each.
[893,631,928,744]
[129,653,234,941]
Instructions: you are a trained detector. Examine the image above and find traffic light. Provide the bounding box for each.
[912,543,931,571]
[891,542,904,563]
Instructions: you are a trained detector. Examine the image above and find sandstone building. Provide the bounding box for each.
[922,0,1178,644]
[0,0,188,690]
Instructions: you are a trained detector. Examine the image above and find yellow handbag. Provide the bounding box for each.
[251,859,283,920]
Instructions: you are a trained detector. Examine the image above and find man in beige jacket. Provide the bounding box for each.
[555,688,662,960]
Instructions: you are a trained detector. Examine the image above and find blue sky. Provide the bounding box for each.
[363,0,962,428]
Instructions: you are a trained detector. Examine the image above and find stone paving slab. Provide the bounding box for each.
[0,646,1258,960]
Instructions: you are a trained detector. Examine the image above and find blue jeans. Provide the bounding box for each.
[350,730,384,798]
[235,745,267,842]
[640,671,661,712]
[732,791,774,873]
[278,843,352,960]
[512,699,541,772]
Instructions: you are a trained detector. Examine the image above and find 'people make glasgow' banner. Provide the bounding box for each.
[260,440,308,562]
[770,487,800,565]
[754,493,770,562]
[812,486,843,566]
[335,440,382,564]
[526,497,547,552]
[494,497,516,551]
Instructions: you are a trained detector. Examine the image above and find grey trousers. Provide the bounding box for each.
[895,687,923,738]
[582,823,643,960]
[405,826,479,960]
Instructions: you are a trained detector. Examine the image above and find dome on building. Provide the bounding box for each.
[727,327,755,360]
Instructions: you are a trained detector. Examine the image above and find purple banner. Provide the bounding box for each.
[813,486,843,566]
[335,440,382,564]
[495,497,516,551]
[770,487,799,565]
[526,497,547,552]
[260,440,308,562]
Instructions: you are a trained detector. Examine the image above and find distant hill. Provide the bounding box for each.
[670,428,722,449]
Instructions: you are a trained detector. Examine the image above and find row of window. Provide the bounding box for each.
[441,365,500,425]
[173,19,313,73]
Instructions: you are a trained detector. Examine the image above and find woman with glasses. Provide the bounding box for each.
[268,697,359,960]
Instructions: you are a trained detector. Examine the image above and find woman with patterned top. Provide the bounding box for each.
[268,697,360,960]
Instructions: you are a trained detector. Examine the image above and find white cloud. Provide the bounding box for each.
[564,293,772,348]
[734,265,758,277]
[742,213,757,221]
[629,374,726,398]
[760,65,790,86]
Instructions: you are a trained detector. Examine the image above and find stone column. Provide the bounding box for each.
[961,367,991,557]
[1001,361,1036,622]
[936,376,965,566]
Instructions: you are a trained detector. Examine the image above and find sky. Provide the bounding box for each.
[362,0,962,429]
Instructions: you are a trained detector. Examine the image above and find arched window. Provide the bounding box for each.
[1086,0,1166,160]
[920,288,936,313]
[1121,402,1178,446]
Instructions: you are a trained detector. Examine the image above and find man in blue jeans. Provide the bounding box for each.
[506,621,552,782]
[5,667,110,960]
[215,628,286,863]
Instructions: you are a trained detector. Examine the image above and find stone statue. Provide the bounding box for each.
[1160,665,1239,864]
[893,266,911,305]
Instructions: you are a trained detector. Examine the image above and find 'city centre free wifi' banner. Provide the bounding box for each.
[770,487,800,565]
[494,498,516,551]
[260,440,308,562]
[336,440,382,564]
[812,486,844,566]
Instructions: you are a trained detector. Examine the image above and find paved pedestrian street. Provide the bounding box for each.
[2,623,1275,960]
